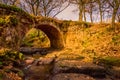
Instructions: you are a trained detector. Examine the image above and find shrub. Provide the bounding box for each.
[0,18,6,25]
[0,16,18,26]
[0,48,24,61]
[9,16,18,26]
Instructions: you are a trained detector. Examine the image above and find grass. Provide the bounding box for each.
[94,56,120,67]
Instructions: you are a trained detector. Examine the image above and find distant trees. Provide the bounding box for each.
[69,0,120,26]
[96,0,107,23]
[0,0,120,24]
[86,0,96,23]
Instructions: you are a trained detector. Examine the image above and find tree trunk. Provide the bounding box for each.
[111,8,117,27]
[31,5,36,16]
[79,5,83,22]
[117,15,120,22]
[98,0,103,23]
[99,8,103,23]
[90,3,93,23]
[83,5,86,22]
[111,1,119,27]
[90,12,93,23]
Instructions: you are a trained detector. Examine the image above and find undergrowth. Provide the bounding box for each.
[0,48,23,67]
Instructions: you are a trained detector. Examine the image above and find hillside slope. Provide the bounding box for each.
[65,23,120,58]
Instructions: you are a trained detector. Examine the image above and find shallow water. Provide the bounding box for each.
[23,63,53,80]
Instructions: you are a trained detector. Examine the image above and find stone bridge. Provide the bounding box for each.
[0,4,68,49]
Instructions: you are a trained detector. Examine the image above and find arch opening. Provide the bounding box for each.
[35,24,64,49]
[22,28,50,48]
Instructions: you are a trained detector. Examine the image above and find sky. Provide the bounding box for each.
[56,5,79,21]
[55,4,105,22]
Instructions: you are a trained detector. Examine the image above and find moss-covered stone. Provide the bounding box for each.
[0,3,33,21]
[0,15,18,26]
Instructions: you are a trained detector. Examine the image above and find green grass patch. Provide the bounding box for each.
[94,56,120,67]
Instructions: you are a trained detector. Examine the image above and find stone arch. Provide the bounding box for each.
[35,23,64,49]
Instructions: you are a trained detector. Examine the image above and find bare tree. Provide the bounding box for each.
[21,0,40,16]
[107,0,120,27]
[83,4,86,22]
[21,0,70,17]
[39,0,70,17]
[95,0,107,23]
[86,1,97,23]
[70,0,85,22]
[70,0,96,22]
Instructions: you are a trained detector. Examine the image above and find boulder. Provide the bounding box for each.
[53,60,106,78]
[19,47,48,55]
[24,57,35,65]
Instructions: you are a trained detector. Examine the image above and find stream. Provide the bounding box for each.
[23,62,53,80]
[17,47,120,80]
[18,47,55,80]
